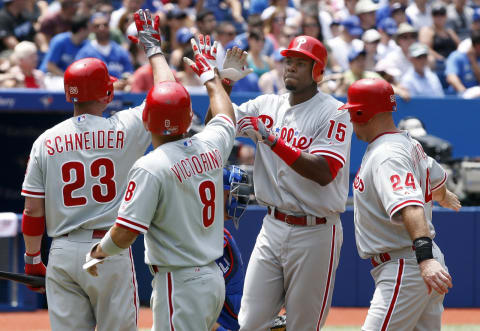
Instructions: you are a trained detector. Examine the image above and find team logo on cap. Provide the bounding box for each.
[390,94,396,103]
[69,86,78,95]
[295,37,307,49]
[165,120,170,127]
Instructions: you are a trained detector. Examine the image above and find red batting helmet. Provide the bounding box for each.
[339,78,397,124]
[64,58,116,104]
[143,81,193,136]
[280,35,327,82]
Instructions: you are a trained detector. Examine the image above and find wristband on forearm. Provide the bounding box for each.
[99,229,125,256]
[22,212,45,236]
[24,250,41,264]
[413,236,433,264]
[270,138,301,166]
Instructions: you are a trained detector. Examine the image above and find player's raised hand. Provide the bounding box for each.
[128,9,163,58]
[183,36,216,85]
[220,46,253,84]
[438,189,461,211]
[237,116,277,147]
[198,34,218,64]
[419,259,452,295]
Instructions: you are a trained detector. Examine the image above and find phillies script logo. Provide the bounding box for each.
[353,168,365,192]
[258,115,313,150]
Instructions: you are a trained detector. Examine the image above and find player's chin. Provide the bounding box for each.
[285,82,297,91]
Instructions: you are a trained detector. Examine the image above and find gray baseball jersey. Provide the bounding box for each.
[234,91,352,217]
[116,114,235,267]
[22,104,151,236]
[353,131,447,258]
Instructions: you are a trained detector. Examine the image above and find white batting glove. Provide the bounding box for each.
[128,9,163,58]
[237,116,277,147]
[220,47,254,83]
[83,243,105,277]
[183,36,216,85]
[198,34,218,66]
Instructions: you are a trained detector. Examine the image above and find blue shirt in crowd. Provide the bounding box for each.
[75,41,133,78]
[40,32,87,72]
[445,50,480,93]
[401,67,445,97]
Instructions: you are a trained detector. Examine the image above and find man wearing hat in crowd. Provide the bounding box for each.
[406,0,433,30]
[376,0,410,26]
[377,17,400,60]
[376,22,418,77]
[355,0,379,31]
[170,27,195,70]
[335,47,382,95]
[327,16,364,71]
[401,42,444,97]
[0,0,37,53]
[390,2,409,27]
[362,29,381,70]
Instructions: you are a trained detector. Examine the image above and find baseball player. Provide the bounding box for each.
[20,9,172,331]
[208,36,353,330]
[340,78,461,331]
[84,35,236,331]
[214,165,251,331]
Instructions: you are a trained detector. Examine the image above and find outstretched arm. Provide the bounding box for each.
[432,184,461,211]
[129,9,175,84]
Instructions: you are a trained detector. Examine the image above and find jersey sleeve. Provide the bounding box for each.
[428,156,447,191]
[195,114,236,164]
[21,138,45,198]
[308,108,352,167]
[116,166,160,234]
[373,157,425,221]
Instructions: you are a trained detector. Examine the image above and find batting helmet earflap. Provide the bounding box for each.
[338,78,397,124]
[64,58,116,104]
[223,165,251,229]
[143,81,193,136]
[280,35,327,82]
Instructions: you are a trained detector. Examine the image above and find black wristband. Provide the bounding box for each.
[413,236,433,264]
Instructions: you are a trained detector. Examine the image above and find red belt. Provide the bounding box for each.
[370,246,416,267]
[268,207,326,226]
[63,229,108,239]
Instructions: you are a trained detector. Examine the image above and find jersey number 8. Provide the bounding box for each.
[61,158,116,207]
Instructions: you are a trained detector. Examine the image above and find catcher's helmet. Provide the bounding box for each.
[339,78,397,123]
[223,165,251,229]
[143,81,193,135]
[280,35,327,82]
[64,58,116,104]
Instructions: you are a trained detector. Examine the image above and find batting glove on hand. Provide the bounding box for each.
[83,243,105,277]
[183,35,216,85]
[24,251,46,293]
[128,9,163,58]
[237,116,277,147]
[220,47,253,83]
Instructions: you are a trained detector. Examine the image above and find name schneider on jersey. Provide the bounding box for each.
[45,130,126,156]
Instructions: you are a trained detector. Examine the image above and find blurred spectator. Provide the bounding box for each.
[279,23,298,48]
[390,2,408,26]
[163,0,198,22]
[355,0,378,31]
[258,48,286,94]
[263,8,288,50]
[335,47,381,95]
[362,28,381,70]
[164,8,189,54]
[375,0,410,26]
[377,17,399,60]
[75,13,133,79]
[301,12,323,42]
[261,0,300,27]
[446,0,474,42]
[109,0,143,30]
[445,30,480,96]
[0,0,37,53]
[419,2,459,88]
[196,8,217,36]
[458,8,480,52]
[170,27,194,70]
[25,0,48,24]
[228,14,275,55]
[231,71,261,92]
[201,0,245,25]
[175,49,205,93]
[376,22,417,77]
[215,21,236,66]
[129,62,153,93]
[329,19,342,39]
[375,59,411,100]
[249,0,295,16]
[39,15,89,75]
[246,29,273,78]
[401,42,444,97]
[406,0,432,30]
[336,0,358,21]
[0,41,44,88]
[327,16,364,71]
[38,0,78,42]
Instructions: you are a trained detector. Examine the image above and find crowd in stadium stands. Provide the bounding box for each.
[0,0,480,98]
